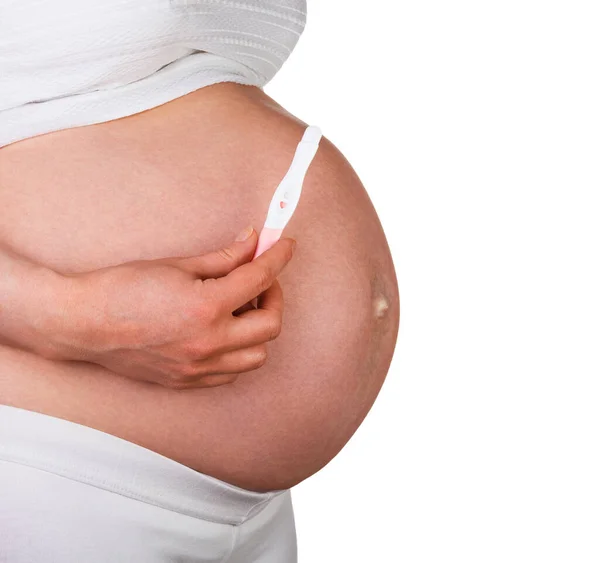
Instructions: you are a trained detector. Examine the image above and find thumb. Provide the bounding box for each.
[176,225,258,278]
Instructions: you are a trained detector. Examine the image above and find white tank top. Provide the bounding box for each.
[0,0,306,148]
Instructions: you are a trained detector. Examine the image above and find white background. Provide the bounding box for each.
[268,1,600,561]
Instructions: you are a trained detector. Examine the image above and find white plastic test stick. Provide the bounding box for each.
[252,125,322,260]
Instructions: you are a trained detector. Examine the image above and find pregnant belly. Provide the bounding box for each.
[0,83,399,491]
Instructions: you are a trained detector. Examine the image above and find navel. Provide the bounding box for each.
[373,295,390,319]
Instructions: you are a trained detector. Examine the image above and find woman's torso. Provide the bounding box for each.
[0,83,399,492]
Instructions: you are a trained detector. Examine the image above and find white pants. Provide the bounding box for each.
[0,405,297,562]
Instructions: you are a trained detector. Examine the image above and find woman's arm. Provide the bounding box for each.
[0,232,296,389]
[0,241,64,357]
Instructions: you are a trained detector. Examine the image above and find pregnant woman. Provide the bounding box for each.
[0,1,399,562]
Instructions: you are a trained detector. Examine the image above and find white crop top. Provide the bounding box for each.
[0,0,306,148]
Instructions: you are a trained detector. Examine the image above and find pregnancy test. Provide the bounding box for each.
[252,125,322,260]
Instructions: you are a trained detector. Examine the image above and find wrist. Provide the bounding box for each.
[23,267,77,359]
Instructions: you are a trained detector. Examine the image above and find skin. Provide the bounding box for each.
[0,83,400,492]
[0,232,297,389]
[49,233,298,389]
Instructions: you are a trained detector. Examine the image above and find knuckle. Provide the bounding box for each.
[201,337,220,358]
[249,347,268,368]
[255,268,274,291]
[200,299,222,322]
[165,377,190,391]
[177,363,202,379]
[182,339,211,360]
[217,246,236,263]
[285,242,295,262]
[191,290,222,322]
[265,317,282,341]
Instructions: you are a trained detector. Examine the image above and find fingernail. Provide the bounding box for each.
[291,239,297,253]
[235,225,254,241]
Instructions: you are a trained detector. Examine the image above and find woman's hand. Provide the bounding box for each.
[45,227,296,389]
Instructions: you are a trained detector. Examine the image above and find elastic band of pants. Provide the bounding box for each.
[0,404,285,525]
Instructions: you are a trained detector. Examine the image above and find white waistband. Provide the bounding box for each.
[0,404,286,525]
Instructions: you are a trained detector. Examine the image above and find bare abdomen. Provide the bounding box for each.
[0,84,399,491]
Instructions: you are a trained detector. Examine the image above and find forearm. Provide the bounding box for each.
[0,242,66,357]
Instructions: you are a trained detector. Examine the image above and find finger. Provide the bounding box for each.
[180,344,269,388]
[209,238,295,311]
[166,373,240,390]
[257,277,284,319]
[176,226,258,278]
[181,279,283,360]
[216,280,285,352]
[197,280,284,356]
[187,374,240,389]
[233,278,282,317]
